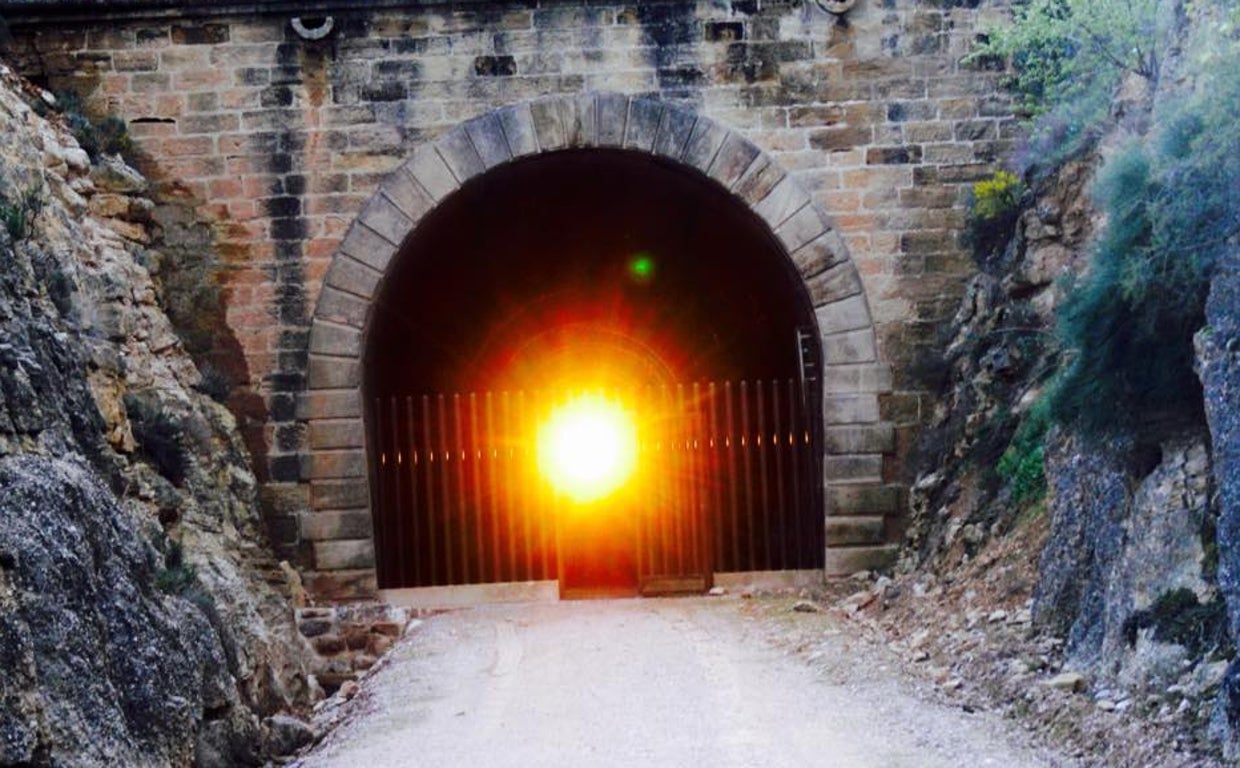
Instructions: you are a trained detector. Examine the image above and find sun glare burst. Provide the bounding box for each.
[537,395,638,503]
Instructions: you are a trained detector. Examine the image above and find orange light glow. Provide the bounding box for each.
[537,394,638,503]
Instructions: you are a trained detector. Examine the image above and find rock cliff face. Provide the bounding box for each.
[1198,246,1240,753]
[0,65,313,765]
[901,69,1238,757]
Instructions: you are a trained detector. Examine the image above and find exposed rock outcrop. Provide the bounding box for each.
[0,64,314,765]
[1198,246,1240,755]
[899,38,1237,757]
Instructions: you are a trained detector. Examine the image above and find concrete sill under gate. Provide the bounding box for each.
[379,570,827,610]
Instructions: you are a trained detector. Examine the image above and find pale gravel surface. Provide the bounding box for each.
[299,597,1072,768]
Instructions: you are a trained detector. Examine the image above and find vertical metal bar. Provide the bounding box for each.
[469,392,485,583]
[787,378,805,568]
[740,380,755,571]
[503,391,518,581]
[708,382,722,570]
[656,385,669,576]
[485,391,501,584]
[724,381,740,572]
[540,389,555,581]
[644,385,655,578]
[437,394,454,586]
[404,396,421,586]
[372,398,388,587]
[771,383,788,571]
[531,389,544,581]
[421,395,438,585]
[679,384,699,575]
[756,381,771,571]
[452,393,468,583]
[669,384,683,576]
[387,396,405,587]
[518,390,534,580]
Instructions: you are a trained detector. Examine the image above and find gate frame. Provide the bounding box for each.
[300,92,896,599]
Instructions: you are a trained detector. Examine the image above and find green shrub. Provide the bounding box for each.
[154,540,197,595]
[1050,28,1240,433]
[968,0,1171,172]
[125,394,188,485]
[997,398,1050,506]
[969,0,1162,117]
[51,90,133,160]
[967,170,1025,264]
[0,187,44,242]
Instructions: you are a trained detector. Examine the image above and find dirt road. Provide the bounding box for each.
[299,597,1069,768]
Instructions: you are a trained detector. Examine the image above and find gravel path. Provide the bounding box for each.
[299,597,1070,768]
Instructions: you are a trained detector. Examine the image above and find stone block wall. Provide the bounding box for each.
[5,0,1016,596]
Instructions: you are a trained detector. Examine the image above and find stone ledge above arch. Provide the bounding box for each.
[300,91,897,599]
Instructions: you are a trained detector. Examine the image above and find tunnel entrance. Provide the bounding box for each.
[364,149,824,596]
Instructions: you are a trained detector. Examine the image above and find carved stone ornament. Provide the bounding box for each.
[291,16,335,40]
[815,0,857,15]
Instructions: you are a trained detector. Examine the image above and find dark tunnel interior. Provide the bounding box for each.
[364,149,820,398]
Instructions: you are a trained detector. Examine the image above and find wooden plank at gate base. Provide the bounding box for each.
[640,576,708,596]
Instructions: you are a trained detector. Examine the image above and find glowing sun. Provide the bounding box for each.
[537,395,638,503]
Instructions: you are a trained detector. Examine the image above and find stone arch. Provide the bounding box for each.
[301,92,895,597]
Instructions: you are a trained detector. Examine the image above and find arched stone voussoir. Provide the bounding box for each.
[594,91,630,147]
[650,101,697,162]
[707,131,762,192]
[307,353,360,390]
[356,192,414,253]
[680,115,730,175]
[337,218,399,275]
[400,143,459,203]
[309,318,363,359]
[816,293,876,337]
[793,229,850,280]
[806,259,865,307]
[323,252,383,302]
[752,173,814,232]
[529,96,571,152]
[378,163,435,223]
[495,101,539,159]
[774,196,832,255]
[434,124,486,186]
[622,97,664,153]
[463,111,513,170]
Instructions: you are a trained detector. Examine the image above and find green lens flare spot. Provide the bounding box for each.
[628,253,655,283]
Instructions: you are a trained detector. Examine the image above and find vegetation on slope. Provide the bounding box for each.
[974,0,1240,440]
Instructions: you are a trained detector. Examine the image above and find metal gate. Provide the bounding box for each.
[369,379,823,594]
